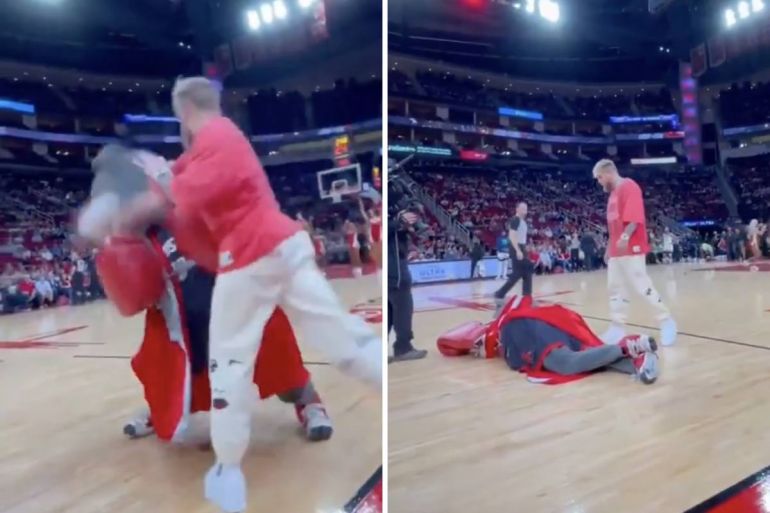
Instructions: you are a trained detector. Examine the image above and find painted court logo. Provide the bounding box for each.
[350,301,382,324]
[0,326,90,350]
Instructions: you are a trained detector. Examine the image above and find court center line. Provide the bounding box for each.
[579,314,770,352]
[19,325,89,342]
[72,355,332,365]
[73,355,130,359]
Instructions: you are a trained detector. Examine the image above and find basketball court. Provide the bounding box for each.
[0,274,381,513]
[389,262,770,513]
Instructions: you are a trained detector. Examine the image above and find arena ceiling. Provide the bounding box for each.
[0,0,197,76]
[388,0,684,83]
[0,0,381,81]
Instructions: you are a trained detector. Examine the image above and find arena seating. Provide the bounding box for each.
[719,82,770,128]
[0,146,378,313]
[726,155,770,221]
[0,70,382,312]
[391,68,678,123]
[406,163,728,264]
[0,75,382,140]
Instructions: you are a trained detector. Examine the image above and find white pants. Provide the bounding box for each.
[607,255,670,325]
[209,231,381,465]
[497,255,509,278]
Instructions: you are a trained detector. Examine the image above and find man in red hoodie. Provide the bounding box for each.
[129,77,381,513]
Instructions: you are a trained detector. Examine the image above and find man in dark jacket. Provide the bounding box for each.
[388,208,428,362]
[469,237,485,278]
[580,232,598,271]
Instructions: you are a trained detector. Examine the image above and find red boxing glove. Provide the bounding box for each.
[437,321,488,357]
[96,236,166,316]
[167,207,218,273]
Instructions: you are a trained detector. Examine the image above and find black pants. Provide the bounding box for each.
[570,248,581,270]
[1,291,28,313]
[470,257,481,278]
[494,247,533,299]
[388,283,415,356]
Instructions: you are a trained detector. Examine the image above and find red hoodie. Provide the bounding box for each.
[171,116,300,273]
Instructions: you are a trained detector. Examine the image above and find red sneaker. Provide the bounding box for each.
[295,403,333,442]
[618,334,657,358]
[618,335,659,384]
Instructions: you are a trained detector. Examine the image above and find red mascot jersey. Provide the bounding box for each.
[437,296,606,386]
[97,223,311,442]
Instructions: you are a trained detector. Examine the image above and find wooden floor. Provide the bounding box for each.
[0,274,382,513]
[389,262,770,513]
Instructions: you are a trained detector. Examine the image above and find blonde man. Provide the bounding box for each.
[592,159,677,346]
[125,77,381,513]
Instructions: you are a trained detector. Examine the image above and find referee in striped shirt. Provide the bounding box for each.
[493,201,533,316]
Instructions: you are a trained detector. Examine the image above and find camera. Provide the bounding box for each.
[387,155,428,234]
[389,188,428,235]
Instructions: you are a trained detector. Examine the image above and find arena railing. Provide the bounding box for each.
[400,171,472,249]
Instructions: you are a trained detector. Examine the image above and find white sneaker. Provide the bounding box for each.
[660,317,677,346]
[601,324,626,345]
[633,351,660,385]
[204,463,247,513]
[297,403,334,441]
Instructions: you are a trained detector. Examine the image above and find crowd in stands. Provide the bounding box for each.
[0,74,381,148]
[0,149,381,313]
[404,162,732,269]
[727,155,770,222]
[0,174,99,313]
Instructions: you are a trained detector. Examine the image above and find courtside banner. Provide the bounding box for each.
[409,257,499,284]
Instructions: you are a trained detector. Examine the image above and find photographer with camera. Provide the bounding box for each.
[387,174,428,363]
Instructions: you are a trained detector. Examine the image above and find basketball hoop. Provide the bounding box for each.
[316,163,362,202]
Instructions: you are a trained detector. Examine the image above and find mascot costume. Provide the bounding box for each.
[80,144,333,444]
[437,295,660,385]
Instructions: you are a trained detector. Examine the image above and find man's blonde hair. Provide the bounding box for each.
[172,76,221,112]
[592,158,617,178]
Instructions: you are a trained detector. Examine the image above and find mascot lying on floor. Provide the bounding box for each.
[80,144,333,444]
[437,295,659,385]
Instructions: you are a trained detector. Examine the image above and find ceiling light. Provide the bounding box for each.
[539,0,559,23]
[525,0,535,13]
[246,10,261,30]
[738,1,750,18]
[273,0,288,19]
[725,9,736,27]
[261,3,274,24]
